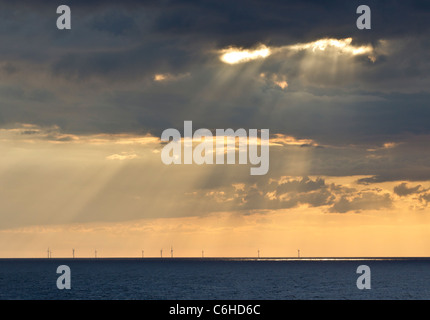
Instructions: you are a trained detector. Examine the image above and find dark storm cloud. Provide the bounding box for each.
[0,0,430,185]
[90,9,138,36]
[2,0,430,76]
[50,40,198,80]
[16,0,422,45]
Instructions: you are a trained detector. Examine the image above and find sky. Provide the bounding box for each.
[1,0,430,257]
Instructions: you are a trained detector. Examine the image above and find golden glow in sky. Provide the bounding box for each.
[220,45,271,64]
[288,37,373,56]
[219,37,376,65]
[1,124,430,258]
[0,19,426,260]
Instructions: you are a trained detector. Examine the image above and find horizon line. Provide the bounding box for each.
[1,256,430,260]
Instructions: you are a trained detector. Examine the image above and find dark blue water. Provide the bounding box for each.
[0,258,429,299]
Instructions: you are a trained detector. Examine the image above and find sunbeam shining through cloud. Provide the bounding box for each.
[1,1,430,261]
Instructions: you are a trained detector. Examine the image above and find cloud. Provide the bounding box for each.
[275,176,327,195]
[0,122,427,230]
[419,193,430,205]
[1,1,430,229]
[393,183,425,197]
[153,72,190,82]
[0,124,79,143]
[106,153,138,161]
[219,45,271,64]
[0,124,160,145]
[0,1,430,149]
[281,37,376,62]
[329,191,393,213]
[259,73,288,90]
[198,176,395,214]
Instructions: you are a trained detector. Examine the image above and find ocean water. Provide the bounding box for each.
[0,258,429,300]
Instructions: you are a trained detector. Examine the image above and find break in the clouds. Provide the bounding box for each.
[1,0,430,230]
[0,0,430,143]
[0,124,426,229]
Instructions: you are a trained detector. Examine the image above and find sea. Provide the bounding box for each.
[0,258,429,300]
